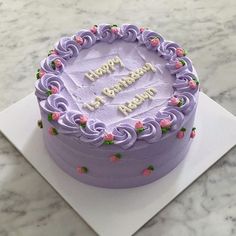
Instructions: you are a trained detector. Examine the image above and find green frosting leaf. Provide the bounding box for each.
[115,153,122,159]
[48,113,53,121]
[147,165,154,171]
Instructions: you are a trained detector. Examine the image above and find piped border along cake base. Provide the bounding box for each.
[0,92,235,236]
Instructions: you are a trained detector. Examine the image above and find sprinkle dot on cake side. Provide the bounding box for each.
[35,24,199,188]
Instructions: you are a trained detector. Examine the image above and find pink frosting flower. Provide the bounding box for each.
[150,38,160,47]
[48,127,58,136]
[48,49,57,56]
[135,121,144,129]
[188,80,197,89]
[135,121,144,133]
[169,96,180,106]
[142,165,154,176]
[160,119,171,128]
[90,25,97,34]
[54,59,62,68]
[111,26,119,34]
[104,133,114,142]
[176,128,186,139]
[140,27,145,33]
[176,48,186,57]
[39,69,45,78]
[175,60,184,69]
[50,86,59,94]
[190,127,196,138]
[52,112,60,121]
[77,166,88,174]
[75,36,84,45]
[110,153,122,162]
[79,115,88,125]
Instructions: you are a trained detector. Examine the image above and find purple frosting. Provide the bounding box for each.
[113,124,137,149]
[54,37,81,60]
[97,24,120,43]
[73,30,96,48]
[58,111,83,135]
[35,24,199,150]
[80,119,106,147]
[173,72,199,94]
[168,92,196,114]
[41,94,69,114]
[35,24,200,188]
[155,107,184,131]
[159,41,180,60]
[35,73,64,100]
[138,30,165,51]
[137,118,162,143]
[40,54,66,74]
[120,24,139,42]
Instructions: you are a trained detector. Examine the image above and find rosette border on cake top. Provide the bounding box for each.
[35,24,199,150]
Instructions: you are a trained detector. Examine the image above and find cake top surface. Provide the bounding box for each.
[35,24,199,149]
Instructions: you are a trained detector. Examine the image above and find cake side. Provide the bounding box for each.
[35,24,199,188]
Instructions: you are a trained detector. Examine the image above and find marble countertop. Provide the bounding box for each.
[0,0,235,235]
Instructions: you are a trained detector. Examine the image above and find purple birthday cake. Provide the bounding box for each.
[35,24,199,188]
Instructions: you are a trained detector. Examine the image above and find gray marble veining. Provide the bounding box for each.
[0,0,236,235]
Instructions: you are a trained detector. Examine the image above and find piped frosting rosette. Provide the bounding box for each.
[54,37,81,60]
[159,41,180,60]
[73,30,97,49]
[120,24,139,42]
[155,107,184,131]
[80,119,106,146]
[40,54,66,74]
[165,56,193,75]
[173,72,199,94]
[138,30,164,51]
[40,94,69,114]
[97,24,120,43]
[168,92,196,115]
[58,111,84,135]
[35,73,64,100]
[137,118,162,143]
[113,124,137,149]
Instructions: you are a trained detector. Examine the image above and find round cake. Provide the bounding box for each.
[35,24,199,188]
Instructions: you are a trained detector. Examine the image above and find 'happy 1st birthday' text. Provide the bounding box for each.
[82,56,157,116]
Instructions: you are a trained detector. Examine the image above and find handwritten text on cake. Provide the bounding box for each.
[118,87,157,116]
[84,56,124,82]
[83,56,157,115]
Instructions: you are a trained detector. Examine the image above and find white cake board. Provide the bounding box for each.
[0,92,235,236]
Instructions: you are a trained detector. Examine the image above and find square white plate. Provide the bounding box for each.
[0,92,235,236]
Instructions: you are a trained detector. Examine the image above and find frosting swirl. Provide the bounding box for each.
[58,111,83,134]
[41,94,69,114]
[35,73,64,100]
[137,118,162,143]
[165,57,191,75]
[40,55,66,74]
[156,107,184,131]
[168,92,196,114]
[97,24,120,43]
[173,72,199,94]
[120,24,139,42]
[74,30,96,49]
[80,119,106,146]
[54,37,81,60]
[138,30,164,50]
[159,41,180,60]
[113,124,137,149]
